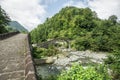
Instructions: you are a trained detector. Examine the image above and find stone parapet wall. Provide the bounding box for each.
[0,32,37,80]
[0,31,19,40]
[25,34,37,80]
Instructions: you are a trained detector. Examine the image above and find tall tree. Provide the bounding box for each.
[0,6,10,34]
[108,15,117,25]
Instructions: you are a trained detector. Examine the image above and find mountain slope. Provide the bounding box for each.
[9,21,28,32]
[30,6,120,52]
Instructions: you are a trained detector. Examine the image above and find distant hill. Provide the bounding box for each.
[8,21,28,32]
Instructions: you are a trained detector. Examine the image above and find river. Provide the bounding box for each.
[35,49,107,80]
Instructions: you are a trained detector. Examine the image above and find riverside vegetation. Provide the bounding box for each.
[31,6,120,80]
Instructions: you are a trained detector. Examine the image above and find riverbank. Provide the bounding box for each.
[35,49,108,79]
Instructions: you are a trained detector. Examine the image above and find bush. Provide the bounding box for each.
[32,47,46,58]
[71,37,91,51]
[43,75,57,80]
[57,64,111,80]
[32,46,60,58]
[104,51,120,79]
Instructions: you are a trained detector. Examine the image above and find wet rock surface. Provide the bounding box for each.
[53,50,107,69]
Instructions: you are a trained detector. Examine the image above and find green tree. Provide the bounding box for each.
[0,6,10,34]
[105,51,120,79]
[108,15,117,25]
[30,6,120,53]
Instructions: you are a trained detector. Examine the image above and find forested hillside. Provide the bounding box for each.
[31,6,120,52]
[8,21,28,33]
[31,6,120,80]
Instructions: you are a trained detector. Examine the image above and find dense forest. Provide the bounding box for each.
[31,6,120,80]
[31,6,120,52]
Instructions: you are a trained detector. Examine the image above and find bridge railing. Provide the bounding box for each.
[25,34,37,80]
[0,31,19,40]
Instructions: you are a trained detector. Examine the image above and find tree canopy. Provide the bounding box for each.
[0,6,10,34]
[30,6,120,52]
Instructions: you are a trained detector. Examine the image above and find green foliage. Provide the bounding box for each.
[43,75,57,80]
[9,21,28,33]
[104,51,120,79]
[30,6,120,53]
[30,7,97,43]
[108,15,117,25]
[0,6,10,33]
[38,64,112,80]
[32,46,60,58]
[5,26,17,32]
[57,64,111,80]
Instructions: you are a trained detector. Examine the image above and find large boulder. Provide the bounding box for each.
[34,57,54,65]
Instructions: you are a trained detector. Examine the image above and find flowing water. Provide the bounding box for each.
[36,64,61,79]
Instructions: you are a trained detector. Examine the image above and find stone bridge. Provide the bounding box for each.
[38,38,70,49]
[0,33,37,80]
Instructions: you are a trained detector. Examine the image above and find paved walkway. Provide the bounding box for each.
[0,34,27,80]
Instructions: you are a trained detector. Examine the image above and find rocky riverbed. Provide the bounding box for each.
[35,49,108,79]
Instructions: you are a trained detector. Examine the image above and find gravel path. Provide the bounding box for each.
[0,34,27,80]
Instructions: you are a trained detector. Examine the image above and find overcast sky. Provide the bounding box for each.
[0,0,120,31]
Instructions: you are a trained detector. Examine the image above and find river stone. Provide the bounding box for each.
[34,57,54,65]
[90,58,102,64]
[45,57,54,64]
[57,54,66,58]
[53,56,58,60]
[54,58,70,66]
[69,55,79,62]
[32,44,37,47]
